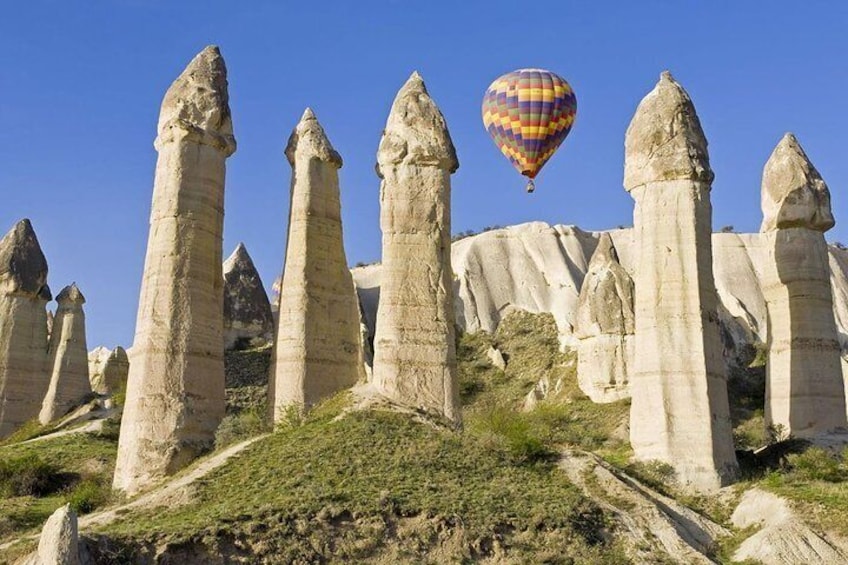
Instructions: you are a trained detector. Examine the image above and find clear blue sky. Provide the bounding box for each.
[1,2,846,349]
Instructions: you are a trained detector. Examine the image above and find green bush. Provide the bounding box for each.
[787,448,846,483]
[0,454,63,497]
[66,477,110,514]
[471,407,552,464]
[215,407,270,448]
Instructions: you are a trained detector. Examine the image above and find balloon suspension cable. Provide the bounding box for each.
[526,178,535,193]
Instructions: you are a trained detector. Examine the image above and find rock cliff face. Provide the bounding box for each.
[268,109,365,417]
[114,46,236,495]
[575,234,634,403]
[39,284,91,424]
[759,134,846,437]
[0,219,51,439]
[371,73,461,424]
[223,243,273,350]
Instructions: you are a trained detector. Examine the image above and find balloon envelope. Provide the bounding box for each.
[482,69,577,185]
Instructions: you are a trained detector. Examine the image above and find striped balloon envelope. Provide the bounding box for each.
[481,69,577,193]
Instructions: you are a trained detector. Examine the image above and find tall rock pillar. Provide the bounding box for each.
[39,284,91,424]
[269,109,365,418]
[114,46,236,494]
[760,133,846,437]
[0,219,51,438]
[371,73,461,424]
[624,72,737,490]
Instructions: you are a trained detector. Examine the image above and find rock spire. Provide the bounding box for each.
[39,284,91,424]
[760,134,846,436]
[624,72,737,490]
[114,46,236,494]
[88,346,130,395]
[223,243,274,349]
[0,219,51,439]
[371,73,461,424]
[269,109,365,418]
[575,234,635,403]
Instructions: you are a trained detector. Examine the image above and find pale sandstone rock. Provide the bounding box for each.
[114,46,236,495]
[19,504,80,565]
[222,243,273,350]
[731,488,848,564]
[575,233,634,403]
[624,72,737,490]
[0,219,51,439]
[486,346,506,371]
[371,73,461,424]
[39,284,91,424]
[268,109,365,417]
[760,134,846,437]
[87,346,129,395]
[46,310,54,342]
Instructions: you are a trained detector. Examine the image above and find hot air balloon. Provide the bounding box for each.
[482,69,577,193]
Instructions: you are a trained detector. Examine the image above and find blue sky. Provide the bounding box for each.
[1,2,846,348]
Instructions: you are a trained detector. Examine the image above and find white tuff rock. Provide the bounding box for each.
[269,109,365,417]
[39,284,91,424]
[760,134,846,437]
[114,46,236,495]
[19,504,81,565]
[623,72,737,490]
[575,233,634,403]
[371,73,461,424]
[0,219,51,439]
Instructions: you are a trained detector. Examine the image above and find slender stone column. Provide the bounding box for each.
[39,284,91,424]
[624,72,737,490]
[371,73,461,424]
[760,133,846,437]
[575,234,634,403]
[269,109,365,418]
[0,219,51,438]
[114,46,236,494]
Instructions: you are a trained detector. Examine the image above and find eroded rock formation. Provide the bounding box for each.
[0,219,51,439]
[114,46,236,494]
[268,109,365,418]
[88,346,129,395]
[371,72,461,424]
[575,234,634,403]
[623,72,737,490]
[39,284,91,424]
[760,134,846,437]
[223,243,273,350]
[19,504,81,565]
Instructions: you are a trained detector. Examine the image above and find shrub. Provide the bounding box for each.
[66,477,110,514]
[471,407,552,464]
[787,448,846,483]
[0,454,63,497]
[215,407,270,448]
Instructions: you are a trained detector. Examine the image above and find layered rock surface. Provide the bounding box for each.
[760,134,846,437]
[0,219,51,439]
[623,72,737,490]
[39,284,91,424]
[268,109,364,418]
[222,243,273,350]
[87,346,129,395]
[371,73,461,424]
[575,234,634,403]
[114,46,236,494]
